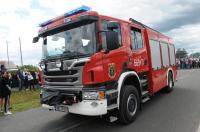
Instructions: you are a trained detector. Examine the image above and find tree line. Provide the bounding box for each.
[176,48,200,59]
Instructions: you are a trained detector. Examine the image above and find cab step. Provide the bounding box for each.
[140,79,148,87]
[109,116,118,123]
[141,79,148,91]
[142,91,149,97]
[141,91,150,103]
[142,96,150,103]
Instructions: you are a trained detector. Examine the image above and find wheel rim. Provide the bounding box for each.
[169,75,173,88]
[127,94,137,116]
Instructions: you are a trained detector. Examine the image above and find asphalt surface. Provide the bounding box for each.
[0,69,200,132]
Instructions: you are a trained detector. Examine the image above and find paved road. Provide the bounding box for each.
[0,69,200,132]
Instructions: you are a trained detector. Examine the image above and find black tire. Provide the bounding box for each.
[165,72,174,93]
[118,85,140,124]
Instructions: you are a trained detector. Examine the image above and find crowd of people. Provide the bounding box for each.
[17,67,39,91]
[0,66,39,116]
[176,58,200,69]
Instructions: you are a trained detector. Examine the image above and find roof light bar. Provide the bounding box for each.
[39,5,91,27]
[64,5,91,17]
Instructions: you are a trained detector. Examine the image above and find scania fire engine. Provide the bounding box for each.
[33,6,177,124]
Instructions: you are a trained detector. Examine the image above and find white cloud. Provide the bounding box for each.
[166,23,200,49]
[0,0,32,12]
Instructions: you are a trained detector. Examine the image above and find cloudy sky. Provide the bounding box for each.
[0,0,200,65]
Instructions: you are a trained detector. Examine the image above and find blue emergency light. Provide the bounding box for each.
[39,5,91,27]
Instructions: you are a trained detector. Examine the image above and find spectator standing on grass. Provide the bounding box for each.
[16,66,24,91]
[28,72,35,91]
[35,71,39,88]
[24,72,28,90]
[8,73,12,110]
[1,71,12,115]
[31,71,36,88]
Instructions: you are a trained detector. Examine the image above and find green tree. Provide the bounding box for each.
[190,52,200,58]
[20,65,38,72]
[176,48,188,59]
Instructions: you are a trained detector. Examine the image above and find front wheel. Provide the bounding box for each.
[164,72,174,93]
[118,85,140,124]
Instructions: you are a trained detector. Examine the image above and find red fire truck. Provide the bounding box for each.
[33,6,177,124]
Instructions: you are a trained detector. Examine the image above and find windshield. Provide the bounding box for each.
[42,22,96,59]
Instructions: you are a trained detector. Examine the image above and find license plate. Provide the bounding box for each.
[55,105,69,113]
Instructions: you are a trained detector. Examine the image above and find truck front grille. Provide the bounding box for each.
[43,57,90,89]
[44,67,83,86]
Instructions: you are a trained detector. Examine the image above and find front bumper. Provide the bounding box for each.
[40,84,109,116]
[42,99,107,116]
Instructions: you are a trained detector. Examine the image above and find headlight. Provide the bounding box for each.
[82,91,105,100]
[83,91,98,100]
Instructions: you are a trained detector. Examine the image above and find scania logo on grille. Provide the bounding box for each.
[45,79,51,82]
[66,78,73,82]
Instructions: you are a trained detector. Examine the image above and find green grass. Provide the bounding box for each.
[0,89,41,116]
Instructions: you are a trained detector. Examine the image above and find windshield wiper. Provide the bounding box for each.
[62,49,71,54]
[44,54,61,60]
[62,51,89,59]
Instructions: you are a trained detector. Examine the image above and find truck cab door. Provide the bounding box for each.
[100,20,126,82]
[129,27,149,73]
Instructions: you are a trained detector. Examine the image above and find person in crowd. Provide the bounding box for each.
[185,58,189,69]
[16,66,25,91]
[184,59,187,69]
[28,72,35,91]
[0,71,3,112]
[180,59,184,69]
[8,73,12,110]
[198,58,200,68]
[1,71,12,115]
[195,59,198,68]
[31,71,36,88]
[35,71,39,88]
[192,59,196,69]
[24,72,29,90]
[176,59,180,69]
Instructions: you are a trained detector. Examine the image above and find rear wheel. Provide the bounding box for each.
[165,72,174,93]
[118,85,140,124]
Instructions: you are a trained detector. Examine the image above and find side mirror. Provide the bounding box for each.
[106,31,120,51]
[33,36,39,43]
